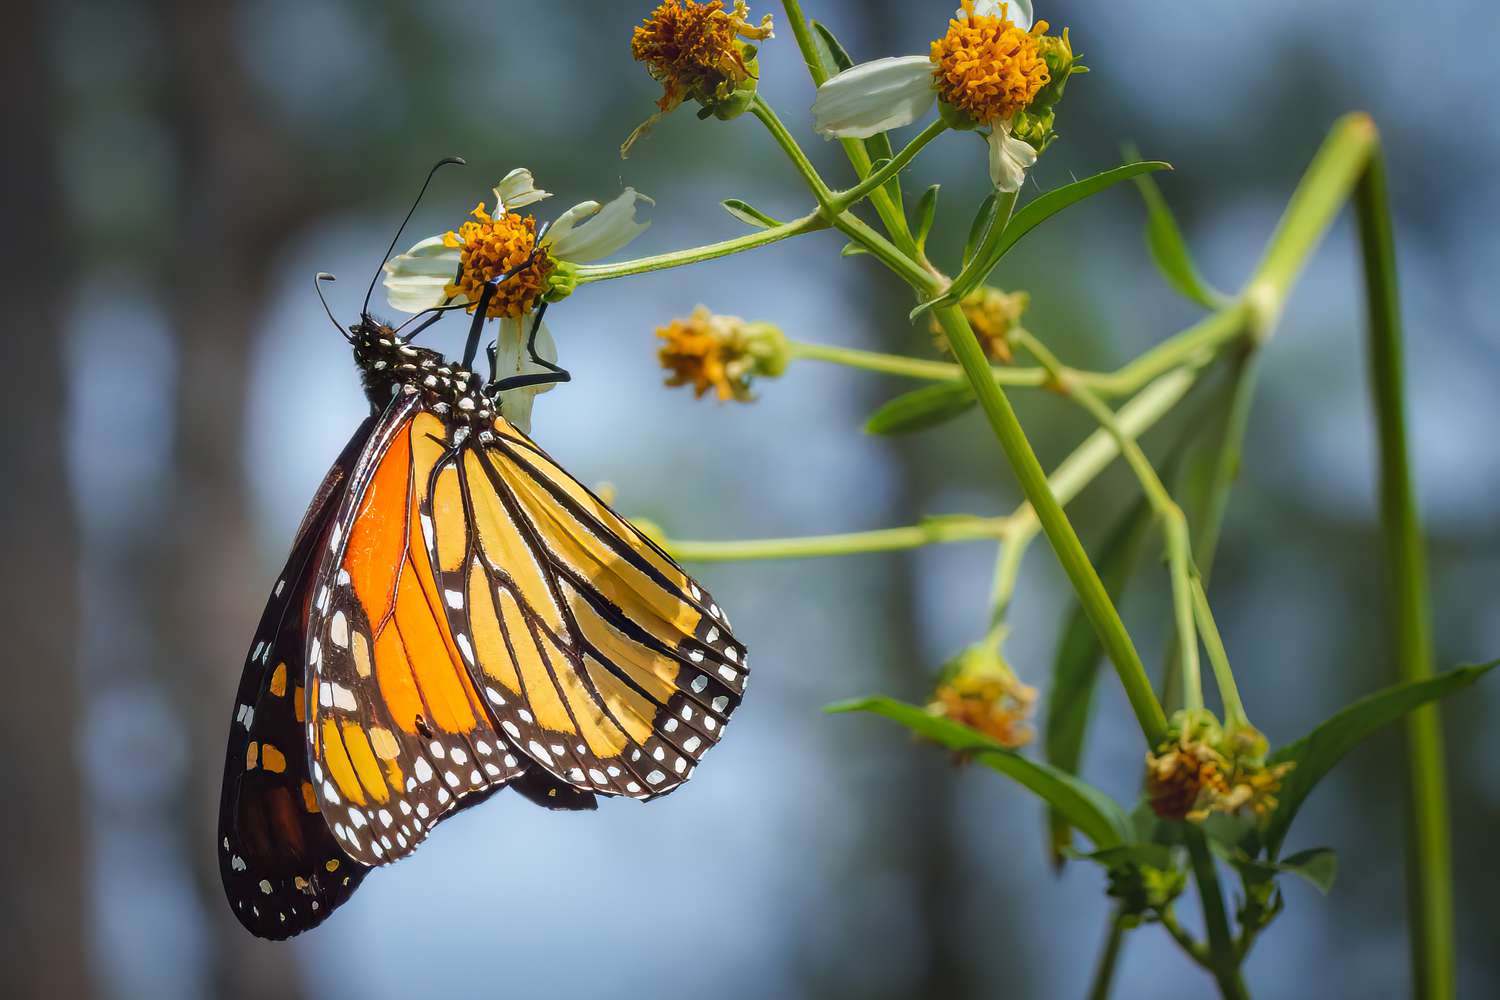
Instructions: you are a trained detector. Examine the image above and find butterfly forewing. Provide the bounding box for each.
[217,420,375,938]
[307,396,527,867]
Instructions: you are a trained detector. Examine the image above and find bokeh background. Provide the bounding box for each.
[6,0,1499,997]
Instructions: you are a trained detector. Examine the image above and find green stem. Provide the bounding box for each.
[779,0,917,253]
[833,212,943,294]
[1356,137,1451,1000]
[786,340,1048,386]
[832,119,948,211]
[750,96,834,207]
[1158,907,1211,969]
[1191,576,1249,729]
[1087,910,1131,1000]
[1191,347,1262,583]
[934,302,1168,744]
[1187,830,1252,1000]
[574,211,827,284]
[664,516,1006,563]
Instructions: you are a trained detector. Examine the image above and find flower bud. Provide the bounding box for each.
[927,641,1037,749]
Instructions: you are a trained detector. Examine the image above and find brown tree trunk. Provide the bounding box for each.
[0,1,90,996]
[152,0,319,994]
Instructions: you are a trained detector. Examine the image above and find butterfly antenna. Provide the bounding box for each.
[363,155,467,317]
[315,273,354,342]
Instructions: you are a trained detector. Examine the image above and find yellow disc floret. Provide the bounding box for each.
[442,203,553,320]
[656,306,755,402]
[631,0,773,113]
[930,1,1050,124]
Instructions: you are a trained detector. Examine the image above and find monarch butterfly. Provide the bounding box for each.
[218,161,748,939]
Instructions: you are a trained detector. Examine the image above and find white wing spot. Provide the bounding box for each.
[664,718,679,733]
[475,740,492,756]
[443,771,460,787]
[705,717,718,732]
[712,695,729,714]
[414,757,434,783]
[444,589,463,609]
[456,634,474,665]
[725,647,738,663]
[517,709,534,724]
[646,769,666,785]
[378,809,393,828]
[683,736,702,753]
[330,611,349,649]
[588,768,607,784]
[450,747,468,765]
[690,675,708,694]
[528,741,553,765]
[688,649,704,663]
[502,721,521,739]
[705,627,720,643]
[485,687,506,706]
[718,665,738,682]
[429,741,446,760]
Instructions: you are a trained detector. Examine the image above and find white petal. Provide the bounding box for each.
[492,316,559,434]
[543,189,652,263]
[986,122,1037,193]
[382,235,462,312]
[811,56,936,140]
[970,0,1032,30]
[493,168,551,213]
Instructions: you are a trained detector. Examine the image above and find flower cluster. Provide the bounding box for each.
[811,1,1079,192]
[627,0,774,153]
[656,306,786,402]
[1145,714,1292,823]
[382,168,651,431]
[927,641,1037,749]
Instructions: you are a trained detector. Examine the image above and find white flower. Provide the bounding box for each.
[809,0,1043,192]
[380,167,652,432]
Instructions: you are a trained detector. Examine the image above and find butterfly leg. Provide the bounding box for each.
[460,222,553,371]
[484,301,572,396]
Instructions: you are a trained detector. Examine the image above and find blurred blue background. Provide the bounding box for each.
[7,0,1499,997]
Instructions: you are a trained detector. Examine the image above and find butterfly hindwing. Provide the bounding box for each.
[307,395,527,867]
[431,415,749,800]
[217,419,375,939]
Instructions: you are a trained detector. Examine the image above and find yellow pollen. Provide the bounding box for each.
[632,0,773,112]
[655,306,754,402]
[442,205,553,320]
[930,1,1050,123]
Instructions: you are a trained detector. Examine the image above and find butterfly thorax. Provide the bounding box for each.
[350,318,496,434]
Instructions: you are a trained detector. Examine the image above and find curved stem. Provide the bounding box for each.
[1192,576,1249,729]
[832,119,948,211]
[666,516,1007,563]
[575,211,827,284]
[750,96,834,208]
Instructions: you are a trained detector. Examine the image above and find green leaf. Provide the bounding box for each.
[864,381,976,435]
[1129,163,1229,310]
[721,199,782,230]
[1264,661,1499,856]
[913,184,940,250]
[963,192,1001,268]
[840,241,869,257]
[993,161,1172,266]
[1277,847,1338,894]
[827,696,1132,849]
[809,20,853,74]
[1044,493,1156,863]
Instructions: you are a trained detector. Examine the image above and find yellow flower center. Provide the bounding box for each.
[1146,739,1230,822]
[656,306,754,402]
[442,204,553,320]
[930,1,1050,123]
[632,0,773,112]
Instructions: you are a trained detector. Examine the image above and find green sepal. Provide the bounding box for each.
[721,199,783,230]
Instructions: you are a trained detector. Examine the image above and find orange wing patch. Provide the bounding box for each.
[308,397,527,867]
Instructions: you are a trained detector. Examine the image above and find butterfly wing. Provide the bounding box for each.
[306,392,532,867]
[434,415,749,800]
[218,417,376,939]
